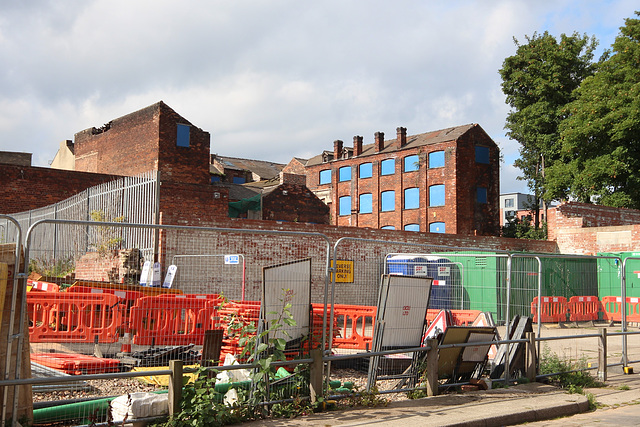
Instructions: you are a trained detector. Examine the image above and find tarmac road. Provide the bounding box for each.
[521,403,640,426]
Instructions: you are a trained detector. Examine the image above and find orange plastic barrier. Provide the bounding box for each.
[330,304,377,350]
[129,295,218,346]
[568,296,602,321]
[310,304,349,350]
[28,292,123,343]
[27,279,60,292]
[425,309,482,326]
[602,296,622,322]
[531,296,568,323]
[31,353,120,375]
[218,300,261,361]
[626,297,640,322]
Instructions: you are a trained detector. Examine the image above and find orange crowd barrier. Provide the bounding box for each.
[531,296,568,322]
[129,294,218,346]
[71,280,183,296]
[330,304,377,350]
[602,296,622,322]
[31,353,120,375]
[626,297,640,322]
[568,296,602,321]
[28,292,123,343]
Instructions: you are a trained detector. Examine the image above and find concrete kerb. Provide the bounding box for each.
[250,382,590,426]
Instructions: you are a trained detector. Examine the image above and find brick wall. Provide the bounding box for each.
[159,180,229,226]
[0,163,119,214]
[303,125,499,235]
[549,202,640,254]
[262,183,329,224]
[74,102,211,185]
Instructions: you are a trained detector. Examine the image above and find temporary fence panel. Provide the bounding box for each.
[20,219,331,424]
[262,258,311,349]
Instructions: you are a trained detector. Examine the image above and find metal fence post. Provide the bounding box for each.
[525,332,537,382]
[598,328,607,382]
[425,339,438,396]
[309,348,324,404]
[169,360,183,417]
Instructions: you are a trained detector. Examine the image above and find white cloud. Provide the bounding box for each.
[0,0,634,195]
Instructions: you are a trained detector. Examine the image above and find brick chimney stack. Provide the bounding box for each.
[353,135,363,156]
[374,132,384,152]
[397,127,407,148]
[333,140,343,160]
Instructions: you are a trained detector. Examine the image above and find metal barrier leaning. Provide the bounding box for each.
[531,296,568,323]
[568,296,602,321]
[27,292,123,343]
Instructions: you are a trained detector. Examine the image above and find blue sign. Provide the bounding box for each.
[225,254,240,265]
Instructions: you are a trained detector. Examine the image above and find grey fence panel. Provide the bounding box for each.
[20,220,330,426]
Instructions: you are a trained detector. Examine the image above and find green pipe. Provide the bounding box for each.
[33,395,114,425]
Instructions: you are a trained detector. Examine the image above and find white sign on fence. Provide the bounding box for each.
[225,254,240,265]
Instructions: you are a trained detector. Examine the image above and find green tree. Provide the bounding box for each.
[500,31,597,225]
[547,12,640,208]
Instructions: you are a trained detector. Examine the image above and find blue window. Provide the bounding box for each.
[404,187,419,210]
[429,222,446,233]
[381,158,395,175]
[477,186,487,204]
[381,225,395,230]
[359,163,372,179]
[319,169,332,185]
[381,190,395,212]
[404,155,419,172]
[359,193,372,214]
[429,184,445,207]
[211,176,221,183]
[232,176,246,184]
[429,151,445,168]
[177,123,190,147]
[404,224,420,232]
[339,166,351,182]
[339,196,351,216]
[475,146,490,164]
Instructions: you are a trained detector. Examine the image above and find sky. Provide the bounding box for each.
[0,1,637,194]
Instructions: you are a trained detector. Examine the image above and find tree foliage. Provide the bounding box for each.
[500,31,597,217]
[546,12,640,208]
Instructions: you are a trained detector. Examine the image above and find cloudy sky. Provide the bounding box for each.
[0,1,636,193]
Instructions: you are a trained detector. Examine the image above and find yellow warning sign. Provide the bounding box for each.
[331,260,354,283]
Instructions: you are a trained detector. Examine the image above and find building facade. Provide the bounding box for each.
[300,124,500,236]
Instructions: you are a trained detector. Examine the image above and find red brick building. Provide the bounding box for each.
[296,124,500,235]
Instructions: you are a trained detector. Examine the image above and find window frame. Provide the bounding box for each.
[429,222,446,233]
[429,184,445,207]
[338,195,351,216]
[338,166,351,182]
[359,162,373,179]
[428,151,445,168]
[380,158,395,176]
[403,155,419,172]
[176,123,190,148]
[404,187,420,210]
[381,190,395,212]
[477,186,488,204]
[404,223,420,232]
[319,169,332,185]
[359,193,373,214]
[475,146,490,164]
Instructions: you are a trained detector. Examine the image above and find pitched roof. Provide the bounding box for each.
[305,123,484,167]
[211,155,285,180]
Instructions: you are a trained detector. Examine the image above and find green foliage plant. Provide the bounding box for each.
[539,346,603,391]
[89,209,126,256]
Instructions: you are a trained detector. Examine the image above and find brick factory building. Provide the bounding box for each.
[295,124,500,236]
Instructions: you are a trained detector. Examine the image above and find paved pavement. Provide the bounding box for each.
[249,370,640,426]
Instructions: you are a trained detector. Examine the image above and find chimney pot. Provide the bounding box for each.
[375,132,385,152]
[353,135,363,156]
[397,127,407,148]
[333,140,343,160]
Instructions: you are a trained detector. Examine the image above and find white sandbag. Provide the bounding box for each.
[110,392,168,421]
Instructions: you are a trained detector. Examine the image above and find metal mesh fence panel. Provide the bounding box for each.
[21,220,330,426]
